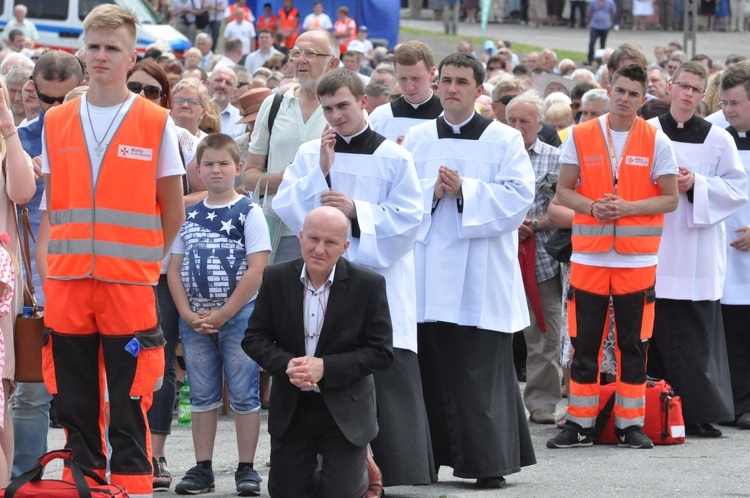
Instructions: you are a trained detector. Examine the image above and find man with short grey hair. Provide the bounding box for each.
[579,88,610,122]
[506,90,563,425]
[6,64,32,126]
[365,80,392,114]
[647,66,670,100]
[207,66,245,137]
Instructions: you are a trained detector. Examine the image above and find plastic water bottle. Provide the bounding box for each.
[22,306,33,318]
[177,377,192,426]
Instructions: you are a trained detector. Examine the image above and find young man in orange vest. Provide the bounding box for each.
[547,64,679,450]
[41,5,185,496]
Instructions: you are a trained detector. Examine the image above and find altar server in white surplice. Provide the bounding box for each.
[647,61,748,438]
[272,68,436,488]
[717,61,750,429]
[402,52,537,489]
[369,41,442,144]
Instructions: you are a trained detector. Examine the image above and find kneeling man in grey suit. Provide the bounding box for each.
[242,206,394,498]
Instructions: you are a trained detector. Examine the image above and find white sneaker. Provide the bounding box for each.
[614,23,620,30]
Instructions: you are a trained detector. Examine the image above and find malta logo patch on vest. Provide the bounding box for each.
[625,156,650,166]
[118,145,154,161]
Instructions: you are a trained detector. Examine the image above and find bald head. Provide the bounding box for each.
[303,206,350,237]
[300,207,350,283]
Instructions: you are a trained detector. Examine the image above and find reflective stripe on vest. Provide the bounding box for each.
[571,117,664,255]
[45,97,168,285]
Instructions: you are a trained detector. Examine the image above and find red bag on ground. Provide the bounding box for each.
[594,379,686,445]
[1,449,129,497]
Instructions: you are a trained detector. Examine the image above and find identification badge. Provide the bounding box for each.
[117,145,153,161]
[625,156,649,166]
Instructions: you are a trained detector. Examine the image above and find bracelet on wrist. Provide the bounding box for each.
[1,129,16,141]
[590,200,597,217]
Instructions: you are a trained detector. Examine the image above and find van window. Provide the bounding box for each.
[79,0,158,23]
[23,0,69,20]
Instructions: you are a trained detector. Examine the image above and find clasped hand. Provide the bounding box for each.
[591,194,634,221]
[286,356,324,388]
[433,165,463,201]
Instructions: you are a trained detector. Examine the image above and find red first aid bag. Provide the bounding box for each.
[1,449,129,497]
[594,379,686,445]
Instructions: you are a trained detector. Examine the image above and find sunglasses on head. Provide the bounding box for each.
[127,81,163,100]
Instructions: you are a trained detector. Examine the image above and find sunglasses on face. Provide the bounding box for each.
[34,87,66,105]
[127,81,163,100]
[495,94,518,105]
[237,81,250,88]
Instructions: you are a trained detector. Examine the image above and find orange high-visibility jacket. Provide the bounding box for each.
[572,116,664,255]
[45,97,169,285]
[278,7,299,37]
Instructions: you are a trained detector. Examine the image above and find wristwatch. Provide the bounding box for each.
[531,218,540,230]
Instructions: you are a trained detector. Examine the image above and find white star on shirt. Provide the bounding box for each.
[206,211,217,221]
[238,212,246,223]
[187,210,198,219]
[220,219,236,234]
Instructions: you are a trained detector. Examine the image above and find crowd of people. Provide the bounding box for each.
[0,1,745,498]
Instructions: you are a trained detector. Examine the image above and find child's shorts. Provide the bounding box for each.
[179,301,260,414]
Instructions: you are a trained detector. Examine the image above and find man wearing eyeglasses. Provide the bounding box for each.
[647,61,748,439]
[718,61,750,431]
[243,29,282,74]
[12,49,83,481]
[242,29,339,263]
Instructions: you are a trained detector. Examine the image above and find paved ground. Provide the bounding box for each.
[398,12,750,64]
[43,384,750,497]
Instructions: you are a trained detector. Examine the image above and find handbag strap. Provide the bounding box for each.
[592,389,616,441]
[4,449,107,498]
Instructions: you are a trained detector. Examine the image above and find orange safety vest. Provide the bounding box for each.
[278,7,299,36]
[45,97,168,285]
[571,116,664,255]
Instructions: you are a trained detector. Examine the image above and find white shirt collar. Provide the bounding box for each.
[339,123,369,143]
[300,263,336,290]
[405,91,434,109]
[444,111,475,134]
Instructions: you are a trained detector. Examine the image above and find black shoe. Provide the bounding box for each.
[737,412,750,429]
[685,423,722,438]
[546,426,593,448]
[175,464,215,495]
[235,467,262,496]
[477,476,506,488]
[616,428,654,449]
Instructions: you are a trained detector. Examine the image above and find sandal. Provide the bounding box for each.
[153,456,172,492]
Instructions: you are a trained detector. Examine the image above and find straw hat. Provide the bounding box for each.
[237,87,272,124]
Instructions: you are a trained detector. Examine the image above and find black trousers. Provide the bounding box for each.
[268,393,367,498]
[588,27,609,63]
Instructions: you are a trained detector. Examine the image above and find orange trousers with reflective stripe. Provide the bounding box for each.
[566,263,656,430]
[42,278,164,496]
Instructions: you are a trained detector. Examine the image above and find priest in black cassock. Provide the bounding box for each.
[647,61,748,437]
[403,52,537,489]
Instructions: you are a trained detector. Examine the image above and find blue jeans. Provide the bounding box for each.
[11,382,52,478]
[147,275,180,435]
[588,27,610,63]
[179,302,260,414]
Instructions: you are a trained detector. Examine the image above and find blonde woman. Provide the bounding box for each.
[0,78,37,487]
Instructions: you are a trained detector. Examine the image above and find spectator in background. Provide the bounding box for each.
[232,65,252,106]
[570,81,598,122]
[370,64,396,87]
[545,101,574,131]
[333,6,357,54]
[579,87,609,121]
[365,80,392,114]
[202,0,227,48]
[541,49,558,73]
[342,50,371,85]
[647,66,670,100]
[207,67,246,137]
[587,0,616,65]
[256,2,278,32]
[172,78,211,139]
[223,9,256,57]
[196,33,220,72]
[6,30,25,53]
[355,26,374,57]
[184,47,203,69]
[214,37,245,69]
[244,29,282,74]
[666,53,685,76]
[5,65,31,127]
[5,5,38,42]
[182,66,208,82]
[224,0,254,22]
[170,0,202,45]
[278,0,300,50]
[729,0,746,31]
[302,2,333,31]
[570,0,587,27]
[444,0,461,34]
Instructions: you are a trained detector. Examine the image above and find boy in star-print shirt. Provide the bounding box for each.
[167,134,270,495]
